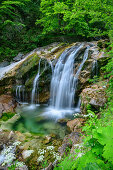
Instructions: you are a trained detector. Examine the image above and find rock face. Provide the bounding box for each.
[0,42,68,104]
[67,118,85,132]
[58,132,82,156]
[0,130,16,149]
[81,84,107,113]
[13,53,24,62]
[0,61,9,67]
[0,40,110,105]
[77,42,110,95]
[0,95,16,116]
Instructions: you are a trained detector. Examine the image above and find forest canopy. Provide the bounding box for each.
[0,0,113,61]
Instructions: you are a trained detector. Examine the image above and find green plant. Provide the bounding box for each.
[42,160,49,169]
[1,112,15,121]
[88,76,100,84]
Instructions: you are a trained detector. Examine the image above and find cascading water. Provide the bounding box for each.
[16,85,22,102]
[73,46,90,96]
[50,44,90,109]
[42,44,90,120]
[31,59,41,104]
[31,59,48,104]
[16,85,25,103]
[49,60,54,74]
[92,59,98,77]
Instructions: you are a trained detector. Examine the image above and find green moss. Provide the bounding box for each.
[16,53,40,78]
[1,112,15,121]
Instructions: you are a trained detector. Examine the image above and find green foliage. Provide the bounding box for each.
[1,112,15,121]
[0,0,113,61]
[37,0,113,38]
[88,76,100,84]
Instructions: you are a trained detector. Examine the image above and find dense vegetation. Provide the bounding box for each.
[0,0,113,61]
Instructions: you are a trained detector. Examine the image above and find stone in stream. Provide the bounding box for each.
[13,53,24,62]
[0,61,10,67]
[67,118,85,132]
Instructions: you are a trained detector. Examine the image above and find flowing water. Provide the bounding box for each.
[92,59,98,77]
[7,104,69,139]
[31,59,41,104]
[0,51,34,80]
[10,43,90,136]
[16,85,22,102]
[50,44,89,109]
[41,44,90,120]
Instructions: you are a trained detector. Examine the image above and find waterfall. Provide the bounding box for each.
[16,85,25,103]
[50,44,89,109]
[16,85,22,102]
[73,46,90,96]
[31,59,41,104]
[31,59,48,104]
[49,60,54,74]
[92,59,98,77]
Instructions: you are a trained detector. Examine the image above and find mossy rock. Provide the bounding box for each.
[98,56,111,68]
[97,39,109,49]
[16,53,40,79]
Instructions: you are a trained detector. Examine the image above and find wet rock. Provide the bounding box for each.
[97,55,110,68]
[0,95,16,116]
[67,118,85,132]
[0,61,9,67]
[8,131,15,140]
[13,53,24,62]
[0,131,16,148]
[57,118,70,124]
[81,84,107,112]
[0,166,6,170]
[58,132,82,156]
[97,39,109,49]
[43,135,52,144]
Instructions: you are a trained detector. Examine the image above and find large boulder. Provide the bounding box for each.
[81,84,107,113]
[0,61,10,67]
[58,132,82,156]
[13,53,24,62]
[0,95,16,116]
[67,118,85,132]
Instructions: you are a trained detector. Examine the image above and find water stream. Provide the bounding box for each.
[7,43,90,135]
[92,59,98,77]
[31,59,41,104]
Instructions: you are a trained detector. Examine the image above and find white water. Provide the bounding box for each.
[50,44,85,109]
[49,60,54,74]
[31,59,41,104]
[0,62,20,80]
[42,44,90,120]
[0,51,34,80]
[73,46,90,97]
[16,85,22,102]
[92,59,98,77]
[16,85,25,103]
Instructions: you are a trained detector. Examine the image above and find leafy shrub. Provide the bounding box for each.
[1,112,15,121]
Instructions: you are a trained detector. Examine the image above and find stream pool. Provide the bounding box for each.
[9,104,79,139]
